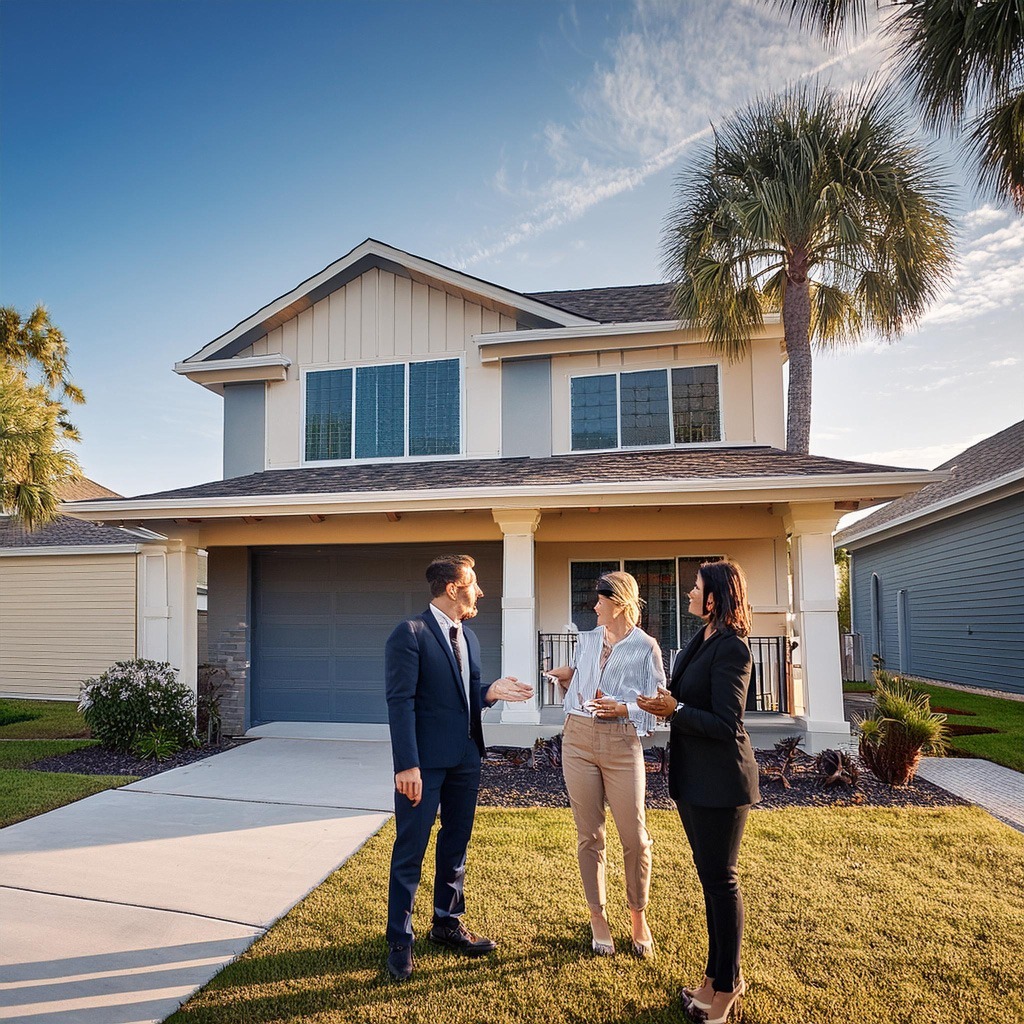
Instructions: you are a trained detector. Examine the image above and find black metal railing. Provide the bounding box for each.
[538,632,792,713]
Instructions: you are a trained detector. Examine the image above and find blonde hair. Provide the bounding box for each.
[597,571,644,628]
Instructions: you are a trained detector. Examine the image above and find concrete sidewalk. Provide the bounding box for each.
[916,757,1024,833]
[0,738,395,1024]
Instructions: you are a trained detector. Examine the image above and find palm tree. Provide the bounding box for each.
[771,0,1024,210]
[0,305,84,528]
[663,83,955,453]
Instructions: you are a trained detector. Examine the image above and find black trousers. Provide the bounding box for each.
[676,801,750,993]
[386,736,481,945]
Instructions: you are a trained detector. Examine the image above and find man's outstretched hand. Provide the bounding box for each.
[485,676,534,703]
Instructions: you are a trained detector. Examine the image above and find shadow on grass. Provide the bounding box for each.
[173,933,690,1024]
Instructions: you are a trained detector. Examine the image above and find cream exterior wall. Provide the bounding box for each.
[236,269,516,470]
[0,553,137,699]
[228,267,786,471]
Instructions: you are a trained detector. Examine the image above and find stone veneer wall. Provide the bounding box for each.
[205,547,250,736]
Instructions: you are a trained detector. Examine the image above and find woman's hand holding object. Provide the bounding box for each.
[636,685,678,719]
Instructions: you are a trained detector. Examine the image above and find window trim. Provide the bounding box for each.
[300,355,465,466]
[567,364,724,453]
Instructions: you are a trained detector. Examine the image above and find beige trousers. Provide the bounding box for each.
[561,714,652,912]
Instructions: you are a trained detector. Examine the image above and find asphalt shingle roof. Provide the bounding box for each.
[73,448,919,505]
[0,515,152,549]
[526,284,676,324]
[835,419,1024,544]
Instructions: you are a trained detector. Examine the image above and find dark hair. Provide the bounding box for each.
[426,554,475,598]
[698,559,752,637]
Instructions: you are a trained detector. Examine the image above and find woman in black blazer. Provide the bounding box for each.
[638,559,759,1024]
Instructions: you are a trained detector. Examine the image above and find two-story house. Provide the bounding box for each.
[66,239,936,751]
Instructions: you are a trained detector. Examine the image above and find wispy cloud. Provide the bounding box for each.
[918,209,1024,327]
[454,0,883,269]
[852,436,990,470]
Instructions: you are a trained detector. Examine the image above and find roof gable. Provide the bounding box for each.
[182,239,596,365]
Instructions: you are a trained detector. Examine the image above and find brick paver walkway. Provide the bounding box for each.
[916,757,1024,833]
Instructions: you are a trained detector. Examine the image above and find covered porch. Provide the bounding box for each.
[63,448,935,753]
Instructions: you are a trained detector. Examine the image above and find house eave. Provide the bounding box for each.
[0,544,147,557]
[837,467,1024,550]
[62,470,938,524]
[473,314,784,363]
[173,354,292,393]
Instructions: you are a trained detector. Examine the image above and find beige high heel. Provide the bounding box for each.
[589,909,615,956]
[680,976,714,1012]
[693,979,746,1023]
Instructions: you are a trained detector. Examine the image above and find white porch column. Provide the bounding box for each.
[138,537,199,697]
[783,504,850,752]
[492,508,541,725]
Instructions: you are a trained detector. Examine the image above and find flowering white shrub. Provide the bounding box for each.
[79,660,198,754]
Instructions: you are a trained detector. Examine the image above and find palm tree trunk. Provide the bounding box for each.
[783,264,813,454]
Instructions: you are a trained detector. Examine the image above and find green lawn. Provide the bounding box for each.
[842,679,875,693]
[0,697,91,738]
[911,681,1024,772]
[169,806,1024,1024]
[0,702,136,828]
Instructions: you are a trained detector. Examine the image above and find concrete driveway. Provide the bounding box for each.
[0,737,395,1024]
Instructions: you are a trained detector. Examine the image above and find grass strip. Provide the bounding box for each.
[169,806,1024,1024]
[0,768,136,828]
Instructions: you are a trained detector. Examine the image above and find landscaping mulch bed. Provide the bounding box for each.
[28,738,966,811]
[478,745,969,811]
[28,738,253,779]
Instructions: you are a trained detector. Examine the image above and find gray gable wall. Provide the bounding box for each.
[850,492,1024,693]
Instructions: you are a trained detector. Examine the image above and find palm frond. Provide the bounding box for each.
[968,89,1024,212]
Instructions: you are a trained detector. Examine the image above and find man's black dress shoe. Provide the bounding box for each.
[427,921,497,957]
[386,942,414,981]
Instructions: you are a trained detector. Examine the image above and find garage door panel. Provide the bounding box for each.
[251,544,503,725]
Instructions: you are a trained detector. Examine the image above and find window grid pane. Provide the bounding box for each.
[571,375,617,450]
[570,560,620,632]
[671,366,721,443]
[355,363,405,459]
[625,559,677,657]
[620,370,670,446]
[409,359,460,456]
[305,368,353,461]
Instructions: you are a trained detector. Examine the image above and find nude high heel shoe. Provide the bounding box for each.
[692,979,746,1023]
[680,976,714,1012]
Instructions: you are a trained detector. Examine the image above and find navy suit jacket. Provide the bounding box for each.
[667,627,761,808]
[385,610,490,773]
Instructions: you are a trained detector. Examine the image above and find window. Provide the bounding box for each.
[569,555,721,667]
[569,365,720,451]
[305,358,460,462]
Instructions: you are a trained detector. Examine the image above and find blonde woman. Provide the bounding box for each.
[547,571,664,958]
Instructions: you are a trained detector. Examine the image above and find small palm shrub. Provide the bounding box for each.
[79,660,197,755]
[857,671,947,787]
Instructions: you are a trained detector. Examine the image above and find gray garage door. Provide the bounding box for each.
[251,543,503,724]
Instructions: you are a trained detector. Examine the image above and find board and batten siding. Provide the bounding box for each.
[0,553,137,699]
[849,493,1024,693]
[235,268,515,469]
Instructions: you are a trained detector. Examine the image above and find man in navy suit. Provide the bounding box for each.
[384,554,534,981]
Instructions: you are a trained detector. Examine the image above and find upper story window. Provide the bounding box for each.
[305,357,461,462]
[569,365,721,451]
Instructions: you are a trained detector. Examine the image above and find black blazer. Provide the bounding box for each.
[667,627,760,808]
[385,610,490,773]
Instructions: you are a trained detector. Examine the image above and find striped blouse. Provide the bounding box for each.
[563,626,665,737]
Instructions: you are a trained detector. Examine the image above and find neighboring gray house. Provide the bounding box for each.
[835,420,1024,694]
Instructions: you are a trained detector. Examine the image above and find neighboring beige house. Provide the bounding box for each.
[0,479,207,701]
[65,239,936,750]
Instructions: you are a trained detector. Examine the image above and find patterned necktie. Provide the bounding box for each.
[449,625,463,673]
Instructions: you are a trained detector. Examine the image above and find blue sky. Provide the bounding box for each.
[3,0,1021,500]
